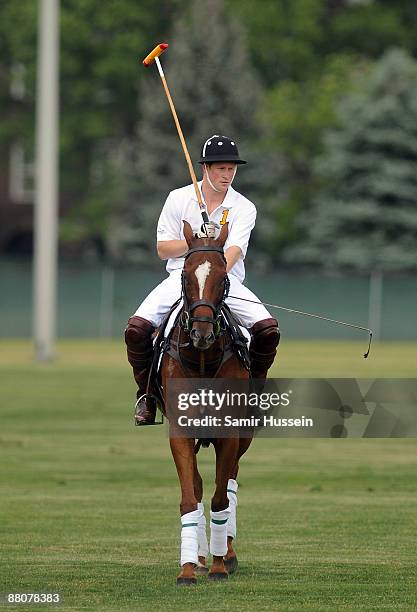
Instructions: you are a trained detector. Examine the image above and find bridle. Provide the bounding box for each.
[181,246,230,337]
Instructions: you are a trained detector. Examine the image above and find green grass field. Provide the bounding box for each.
[1,340,417,611]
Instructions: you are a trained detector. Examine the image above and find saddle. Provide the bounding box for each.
[148,299,251,409]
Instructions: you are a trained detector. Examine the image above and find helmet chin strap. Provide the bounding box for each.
[204,164,237,193]
[204,164,222,192]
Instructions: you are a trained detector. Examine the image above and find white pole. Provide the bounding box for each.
[34,0,60,361]
[368,270,383,342]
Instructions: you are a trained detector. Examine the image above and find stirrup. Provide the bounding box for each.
[134,393,164,426]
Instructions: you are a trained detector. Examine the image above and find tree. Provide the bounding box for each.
[226,0,410,87]
[112,0,275,265]
[283,48,417,272]
[258,53,362,250]
[58,0,186,256]
[0,0,187,256]
[227,0,412,255]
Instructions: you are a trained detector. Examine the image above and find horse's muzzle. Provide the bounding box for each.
[190,327,215,350]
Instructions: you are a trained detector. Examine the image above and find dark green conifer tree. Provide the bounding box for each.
[284,48,417,272]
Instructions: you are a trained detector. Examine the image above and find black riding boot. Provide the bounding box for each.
[125,316,157,425]
[249,318,280,391]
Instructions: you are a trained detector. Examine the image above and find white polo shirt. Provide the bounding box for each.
[156,181,257,283]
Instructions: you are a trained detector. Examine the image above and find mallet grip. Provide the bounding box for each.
[142,43,169,67]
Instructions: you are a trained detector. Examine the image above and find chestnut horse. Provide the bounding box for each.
[160,220,252,585]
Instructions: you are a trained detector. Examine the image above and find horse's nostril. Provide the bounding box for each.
[190,329,200,340]
[205,332,215,344]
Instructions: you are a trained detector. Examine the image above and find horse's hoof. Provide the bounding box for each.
[176,576,197,586]
[224,555,238,574]
[208,571,228,581]
[195,563,209,575]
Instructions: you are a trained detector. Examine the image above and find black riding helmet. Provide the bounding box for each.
[198,134,247,164]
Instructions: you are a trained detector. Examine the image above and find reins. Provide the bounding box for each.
[180,246,372,358]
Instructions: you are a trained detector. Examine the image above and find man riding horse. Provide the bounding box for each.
[125,134,280,423]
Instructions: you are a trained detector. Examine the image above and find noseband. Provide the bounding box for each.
[181,246,230,337]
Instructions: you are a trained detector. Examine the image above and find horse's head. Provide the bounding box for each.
[182,220,229,350]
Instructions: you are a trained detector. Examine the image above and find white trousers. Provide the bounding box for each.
[133,269,271,328]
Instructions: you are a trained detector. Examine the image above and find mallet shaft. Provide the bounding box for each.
[154,57,207,220]
[142,44,208,223]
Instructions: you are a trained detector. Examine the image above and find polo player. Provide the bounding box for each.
[125,135,280,424]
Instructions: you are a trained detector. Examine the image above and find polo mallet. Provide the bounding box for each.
[228,294,373,358]
[142,43,209,227]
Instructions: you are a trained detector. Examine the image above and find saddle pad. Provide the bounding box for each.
[161,301,183,340]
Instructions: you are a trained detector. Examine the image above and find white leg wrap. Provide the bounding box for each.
[180,508,201,566]
[197,502,208,558]
[227,479,238,539]
[210,506,230,557]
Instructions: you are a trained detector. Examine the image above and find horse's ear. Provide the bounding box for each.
[216,222,229,248]
[183,220,194,248]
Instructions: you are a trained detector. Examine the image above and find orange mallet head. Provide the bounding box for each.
[142,43,169,67]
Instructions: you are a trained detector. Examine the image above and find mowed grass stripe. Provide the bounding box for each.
[1,339,417,377]
[0,340,416,610]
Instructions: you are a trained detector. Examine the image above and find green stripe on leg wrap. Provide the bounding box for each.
[211,518,228,525]
[227,489,237,495]
[182,523,198,527]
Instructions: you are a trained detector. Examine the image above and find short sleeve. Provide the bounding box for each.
[226,203,257,259]
[156,192,181,241]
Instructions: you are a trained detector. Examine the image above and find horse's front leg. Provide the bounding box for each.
[170,437,200,585]
[224,437,253,573]
[192,452,209,574]
[209,437,239,580]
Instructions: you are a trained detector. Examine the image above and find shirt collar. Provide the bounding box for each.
[194,181,235,208]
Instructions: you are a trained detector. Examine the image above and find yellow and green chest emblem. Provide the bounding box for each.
[219,209,229,225]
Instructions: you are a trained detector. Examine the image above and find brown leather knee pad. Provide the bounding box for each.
[249,317,280,377]
[124,316,155,373]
